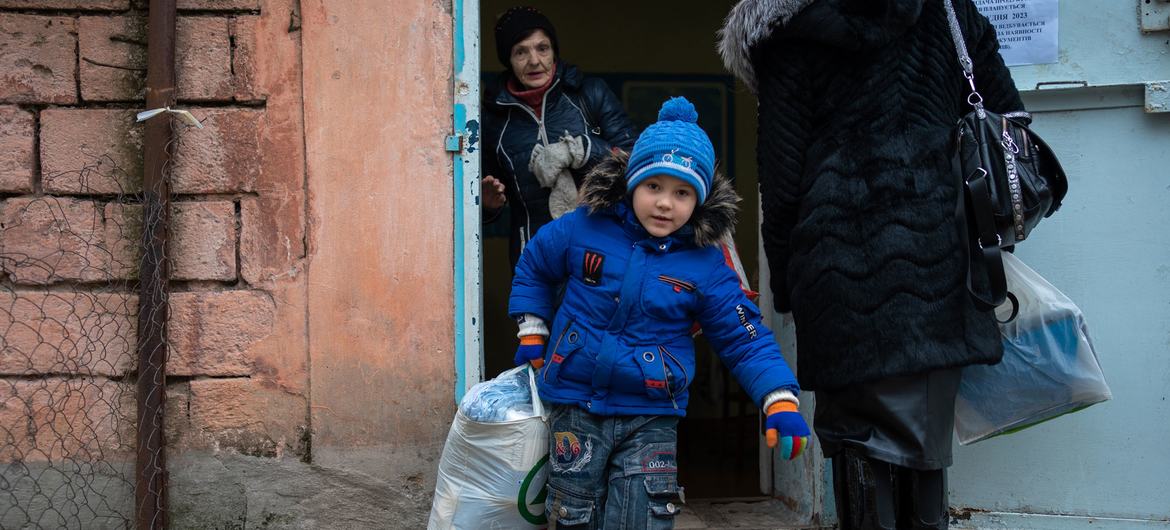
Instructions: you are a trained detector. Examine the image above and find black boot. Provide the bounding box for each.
[897,467,949,529]
[831,449,898,530]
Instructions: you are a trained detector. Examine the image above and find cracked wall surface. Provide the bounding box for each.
[2,0,454,527]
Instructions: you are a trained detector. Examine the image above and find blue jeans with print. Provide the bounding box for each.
[545,405,684,529]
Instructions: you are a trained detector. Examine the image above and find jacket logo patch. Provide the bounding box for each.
[583,251,605,286]
[658,275,696,293]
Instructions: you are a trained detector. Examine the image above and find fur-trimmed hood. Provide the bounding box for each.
[578,150,739,248]
[717,0,816,94]
[718,0,925,93]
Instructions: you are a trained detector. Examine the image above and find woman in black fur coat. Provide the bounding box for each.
[719,0,1023,527]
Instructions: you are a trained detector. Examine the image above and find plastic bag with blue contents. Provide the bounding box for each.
[428,365,549,529]
[459,365,538,422]
[955,253,1111,445]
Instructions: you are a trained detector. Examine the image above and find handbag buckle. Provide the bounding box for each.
[976,234,1002,250]
[1001,129,1019,154]
[966,167,988,184]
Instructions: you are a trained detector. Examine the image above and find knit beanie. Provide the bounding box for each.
[494,6,559,68]
[626,97,716,204]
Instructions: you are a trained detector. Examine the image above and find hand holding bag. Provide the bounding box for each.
[954,253,1111,445]
[944,0,1069,313]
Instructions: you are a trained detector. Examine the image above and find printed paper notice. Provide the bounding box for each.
[973,0,1059,66]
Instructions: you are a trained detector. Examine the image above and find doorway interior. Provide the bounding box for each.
[478,0,768,500]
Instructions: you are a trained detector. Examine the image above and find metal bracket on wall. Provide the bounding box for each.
[445,134,464,152]
[1140,0,1170,32]
[1145,81,1170,113]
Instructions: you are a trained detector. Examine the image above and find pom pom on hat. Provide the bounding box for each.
[657,97,699,123]
[627,97,716,204]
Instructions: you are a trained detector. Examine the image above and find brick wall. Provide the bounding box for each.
[0,0,308,467]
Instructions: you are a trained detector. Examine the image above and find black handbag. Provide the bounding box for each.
[944,0,1069,316]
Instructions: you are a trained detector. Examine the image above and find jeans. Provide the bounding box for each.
[545,405,684,529]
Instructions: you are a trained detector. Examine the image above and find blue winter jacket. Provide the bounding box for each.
[508,152,800,417]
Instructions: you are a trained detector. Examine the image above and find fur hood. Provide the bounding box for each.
[718,0,925,93]
[578,150,739,248]
[717,0,816,94]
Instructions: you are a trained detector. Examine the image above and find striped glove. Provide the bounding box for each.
[765,401,810,460]
[514,335,546,369]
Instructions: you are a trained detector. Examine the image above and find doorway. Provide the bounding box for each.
[477,0,767,500]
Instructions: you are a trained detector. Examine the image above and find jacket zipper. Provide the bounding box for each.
[537,79,558,145]
[497,77,562,148]
[497,76,563,246]
[496,112,533,246]
[658,346,682,410]
[659,346,689,388]
[657,275,696,293]
[544,318,575,383]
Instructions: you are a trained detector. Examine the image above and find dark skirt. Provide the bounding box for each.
[813,367,962,470]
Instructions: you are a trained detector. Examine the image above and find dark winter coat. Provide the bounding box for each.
[482,61,637,266]
[719,0,1023,390]
[508,152,800,416]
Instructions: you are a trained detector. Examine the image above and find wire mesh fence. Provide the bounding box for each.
[1,118,179,528]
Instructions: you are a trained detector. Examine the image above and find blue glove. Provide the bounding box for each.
[514,335,546,368]
[765,401,810,460]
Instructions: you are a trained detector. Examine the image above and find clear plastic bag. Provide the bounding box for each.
[459,365,538,422]
[954,253,1111,445]
[428,365,549,529]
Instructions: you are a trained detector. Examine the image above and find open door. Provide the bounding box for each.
[475,0,797,502]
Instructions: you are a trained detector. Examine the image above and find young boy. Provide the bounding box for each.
[509,97,808,528]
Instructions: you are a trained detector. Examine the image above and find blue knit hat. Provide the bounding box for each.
[626,97,716,204]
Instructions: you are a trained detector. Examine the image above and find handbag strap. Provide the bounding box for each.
[960,130,1021,322]
[946,0,1019,322]
[964,170,1009,311]
[943,0,987,117]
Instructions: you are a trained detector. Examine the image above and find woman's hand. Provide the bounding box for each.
[482,175,507,210]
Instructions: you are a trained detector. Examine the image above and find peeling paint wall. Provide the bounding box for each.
[300,0,456,518]
[2,0,458,527]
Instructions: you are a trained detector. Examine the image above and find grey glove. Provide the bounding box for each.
[548,171,579,219]
[528,133,587,188]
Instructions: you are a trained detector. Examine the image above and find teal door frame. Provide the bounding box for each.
[452,0,484,403]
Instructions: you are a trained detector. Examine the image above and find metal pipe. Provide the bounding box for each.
[136,0,176,528]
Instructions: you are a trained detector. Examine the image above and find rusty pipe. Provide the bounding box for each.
[136,0,176,528]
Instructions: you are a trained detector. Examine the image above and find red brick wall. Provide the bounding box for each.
[1,0,308,461]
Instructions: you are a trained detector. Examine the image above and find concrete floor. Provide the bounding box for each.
[674,498,829,530]
[674,499,1017,529]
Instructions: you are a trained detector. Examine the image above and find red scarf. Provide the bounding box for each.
[506,63,557,119]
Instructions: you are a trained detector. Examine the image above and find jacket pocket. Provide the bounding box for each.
[543,319,588,385]
[644,474,683,528]
[632,346,690,409]
[547,486,596,528]
[640,275,697,322]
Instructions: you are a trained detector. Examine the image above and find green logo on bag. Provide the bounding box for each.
[517,454,549,525]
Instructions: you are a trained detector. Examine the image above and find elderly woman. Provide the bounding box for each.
[482,6,636,266]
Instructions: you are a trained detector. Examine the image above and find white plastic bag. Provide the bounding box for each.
[427,365,549,529]
[954,253,1111,445]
